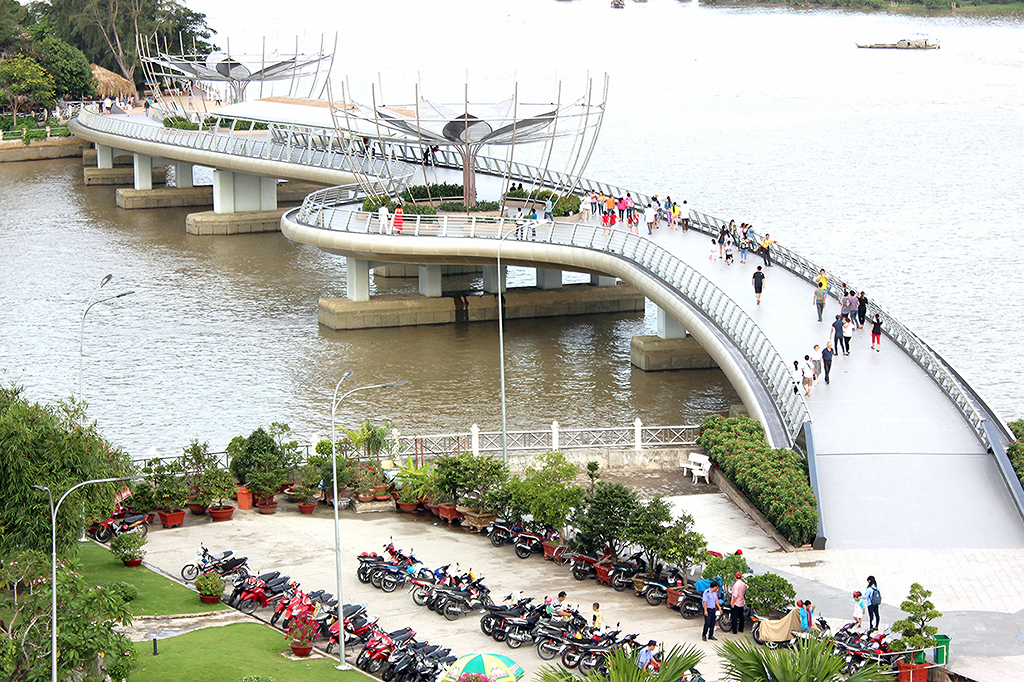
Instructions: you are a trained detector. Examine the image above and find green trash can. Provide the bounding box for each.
[934,634,951,665]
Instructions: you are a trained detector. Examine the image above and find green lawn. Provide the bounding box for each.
[130,623,364,682]
[77,542,227,616]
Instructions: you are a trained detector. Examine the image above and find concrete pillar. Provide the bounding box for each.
[96,144,113,169]
[656,306,687,339]
[132,153,153,190]
[590,274,617,287]
[418,264,442,297]
[482,265,507,294]
[536,268,563,290]
[174,162,194,189]
[212,170,278,214]
[346,258,370,302]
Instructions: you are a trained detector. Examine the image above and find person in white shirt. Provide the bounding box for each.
[377,202,390,234]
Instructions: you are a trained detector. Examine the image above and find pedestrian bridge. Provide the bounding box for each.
[68,105,1024,550]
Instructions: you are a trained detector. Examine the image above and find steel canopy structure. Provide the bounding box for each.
[332,75,609,207]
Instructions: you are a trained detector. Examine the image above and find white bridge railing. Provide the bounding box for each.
[398,420,699,459]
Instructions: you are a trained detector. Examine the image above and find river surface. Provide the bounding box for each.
[1,0,1021,457]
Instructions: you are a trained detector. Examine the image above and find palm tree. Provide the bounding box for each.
[535,644,703,682]
[719,637,887,682]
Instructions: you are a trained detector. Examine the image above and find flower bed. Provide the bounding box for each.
[697,415,818,546]
[1008,420,1024,488]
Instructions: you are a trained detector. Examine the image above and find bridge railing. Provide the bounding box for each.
[73,106,418,193]
[293,190,810,444]
[688,210,998,450]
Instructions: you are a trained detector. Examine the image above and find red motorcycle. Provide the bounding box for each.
[237,574,296,614]
[325,603,377,654]
[513,524,558,559]
[355,625,416,673]
[570,546,612,581]
[270,588,324,628]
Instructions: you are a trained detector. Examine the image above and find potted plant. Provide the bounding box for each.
[353,462,382,502]
[181,439,217,515]
[891,583,942,675]
[110,532,147,567]
[195,570,225,603]
[203,466,238,522]
[245,448,290,513]
[146,458,189,528]
[285,612,318,657]
[292,463,322,514]
[127,479,158,524]
[396,487,421,513]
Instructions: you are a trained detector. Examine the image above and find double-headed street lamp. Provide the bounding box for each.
[79,273,135,403]
[33,475,144,682]
[329,371,406,670]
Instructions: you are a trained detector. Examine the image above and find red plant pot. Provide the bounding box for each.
[156,509,186,528]
[257,502,278,515]
[357,493,375,503]
[397,502,420,513]
[122,558,143,567]
[207,505,235,522]
[186,502,208,516]
[374,493,391,501]
[437,504,463,525]
[289,644,313,658]
[199,594,221,604]
[297,503,317,514]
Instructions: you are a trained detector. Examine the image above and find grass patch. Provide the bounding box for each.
[77,542,226,616]
[130,623,363,682]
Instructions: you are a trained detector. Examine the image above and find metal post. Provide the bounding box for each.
[496,226,520,463]
[634,418,643,452]
[79,275,134,403]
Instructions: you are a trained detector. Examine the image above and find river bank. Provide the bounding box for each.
[701,0,1024,14]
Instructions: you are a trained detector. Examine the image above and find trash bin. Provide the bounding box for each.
[934,634,951,665]
[236,487,252,510]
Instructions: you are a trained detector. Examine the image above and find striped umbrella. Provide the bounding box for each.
[439,653,525,682]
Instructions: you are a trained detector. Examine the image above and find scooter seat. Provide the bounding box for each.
[387,627,414,637]
[122,514,147,525]
[440,656,458,665]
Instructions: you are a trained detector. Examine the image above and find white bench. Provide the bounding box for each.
[680,453,711,485]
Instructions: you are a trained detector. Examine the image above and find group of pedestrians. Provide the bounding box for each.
[852,576,883,632]
[700,572,748,642]
[583,191,690,236]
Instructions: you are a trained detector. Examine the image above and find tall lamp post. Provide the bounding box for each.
[79,274,135,403]
[495,224,522,463]
[329,372,406,671]
[33,475,143,682]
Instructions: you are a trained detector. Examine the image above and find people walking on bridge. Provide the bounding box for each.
[626,193,634,221]
[544,197,554,221]
[801,356,814,396]
[739,232,750,264]
[816,268,829,291]
[617,196,626,222]
[590,192,599,219]
[871,314,883,351]
[378,202,390,234]
[710,238,719,262]
[865,576,881,631]
[820,342,834,384]
[718,226,728,259]
[832,315,847,355]
[752,266,765,304]
[811,345,822,385]
[605,193,615,220]
[842,317,854,355]
[858,291,869,328]
[681,200,690,231]
[759,233,776,267]
[393,203,404,234]
[670,202,680,229]
[644,204,656,235]
[841,289,852,322]
[813,282,827,321]
[847,291,860,327]
[792,361,803,395]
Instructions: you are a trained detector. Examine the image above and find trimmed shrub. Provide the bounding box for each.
[163,116,199,130]
[401,183,463,202]
[106,581,139,603]
[437,200,500,212]
[697,415,819,546]
[361,196,437,215]
[1008,419,1024,487]
[745,572,796,614]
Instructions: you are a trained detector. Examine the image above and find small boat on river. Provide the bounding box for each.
[611,0,625,7]
[857,37,940,50]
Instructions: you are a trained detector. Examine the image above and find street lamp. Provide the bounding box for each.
[495,224,523,463]
[329,372,406,671]
[79,274,135,403]
[33,475,144,682]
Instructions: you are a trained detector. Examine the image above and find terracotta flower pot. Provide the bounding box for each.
[186,502,208,515]
[207,505,235,522]
[437,504,463,525]
[397,502,420,513]
[257,502,278,515]
[156,508,186,529]
[122,558,143,567]
[297,502,317,514]
[374,493,391,501]
[199,594,221,604]
[357,493,375,503]
[289,644,313,658]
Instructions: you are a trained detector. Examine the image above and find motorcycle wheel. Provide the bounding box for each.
[561,647,582,669]
[492,629,506,642]
[355,649,370,669]
[552,546,569,566]
[444,602,464,621]
[238,598,259,615]
[412,586,429,606]
[505,632,524,649]
[766,640,779,650]
[645,589,664,607]
[681,602,700,620]
[480,615,495,636]
[382,663,398,681]
[326,641,336,655]
[94,526,112,543]
[514,544,531,559]
[611,574,629,592]
[134,522,149,537]
[751,623,764,645]
[366,657,386,674]
[228,565,249,581]
[481,594,494,608]
[431,597,447,613]
[357,565,372,584]
[370,570,385,589]
[181,564,199,582]
[282,618,291,631]
[270,610,283,626]
[381,576,399,593]
[536,638,561,660]
[490,532,506,548]
[579,654,599,675]
[571,565,589,581]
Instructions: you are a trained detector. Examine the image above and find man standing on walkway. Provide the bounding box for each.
[702,580,720,641]
[813,282,827,322]
[378,201,390,234]
[730,573,747,634]
[760,233,776,267]
[752,266,765,305]
[832,315,845,354]
[821,342,835,384]
[544,197,553,222]
[644,203,656,235]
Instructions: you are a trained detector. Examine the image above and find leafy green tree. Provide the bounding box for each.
[744,572,796,614]
[36,34,96,98]
[0,55,54,125]
[0,0,27,50]
[720,637,886,682]
[702,552,750,589]
[536,643,702,682]
[890,583,942,653]
[656,513,707,581]
[0,550,136,682]
[571,482,639,558]
[625,495,672,573]
[0,385,134,558]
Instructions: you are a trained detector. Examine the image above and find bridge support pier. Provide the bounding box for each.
[346,258,370,302]
[212,170,278,214]
[133,153,153,190]
[632,308,716,371]
[657,306,688,339]
[590,275,617,287]
[482,266,507,294]
[96,144,113,169]
[536,269,563,290]
[418,265,442,297]
[174,162,194,189]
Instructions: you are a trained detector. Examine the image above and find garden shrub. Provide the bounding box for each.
[401,183,463,201]
[1008,419,1024,487]
[697,415,819,546]
[106,581,139,603]
[503,189,581,217]
[162,116,199,130]
[361,195,437,215]
[745,572,796,614]
[437,200,500,212]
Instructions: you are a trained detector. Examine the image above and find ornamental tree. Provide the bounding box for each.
[625,496,672,574]
[0,55,55,125]
[571,482,639,558]
[656,513,707,582]
[890,583,942,653]
[37,34,96,99]
[745,572,796,614]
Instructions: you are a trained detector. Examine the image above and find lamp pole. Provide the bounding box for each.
[329,372,406,671]
[33,475,143,682]
[79,274,135,403]
[495,224,522,463]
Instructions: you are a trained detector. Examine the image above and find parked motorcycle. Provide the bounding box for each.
[512,524,558,559]
[227,570,279,607]
[486,520,520,548]
[569,547,612,581]
[607,552,647,592]
[181,544,248,582]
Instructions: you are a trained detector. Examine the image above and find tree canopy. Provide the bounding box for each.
[0,55,54,124]
[36,34,96,98]
[571,482,639,558]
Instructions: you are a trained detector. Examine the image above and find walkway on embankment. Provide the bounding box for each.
[630,218,1024,550]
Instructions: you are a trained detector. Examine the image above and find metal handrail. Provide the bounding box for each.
[687,209,1002,453]
[293,190,810,443]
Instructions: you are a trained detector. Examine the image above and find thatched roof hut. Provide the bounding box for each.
[90,64,136,99]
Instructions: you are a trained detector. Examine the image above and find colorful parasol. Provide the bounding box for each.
[439,653,525,682]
